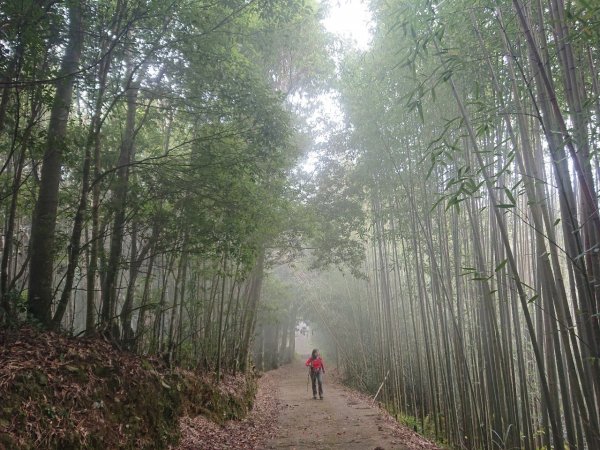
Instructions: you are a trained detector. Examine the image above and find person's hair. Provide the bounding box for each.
[311,349,318,359]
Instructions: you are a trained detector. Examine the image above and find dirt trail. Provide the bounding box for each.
[262,359,440,450]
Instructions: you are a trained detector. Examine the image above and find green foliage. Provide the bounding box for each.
[296,0,600,449]
[396,412,447,446]
[0,0,335,375]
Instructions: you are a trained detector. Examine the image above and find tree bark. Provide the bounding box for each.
[28,0,84,326]
[51,37,113,330]
[239,249,265,372]
[100,56,140,335]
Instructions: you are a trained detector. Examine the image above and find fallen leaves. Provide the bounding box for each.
[176,370,280,450]
[0,327,183,449]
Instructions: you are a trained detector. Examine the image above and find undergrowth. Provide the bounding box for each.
[0,326,256,449]
[393,411,450,449]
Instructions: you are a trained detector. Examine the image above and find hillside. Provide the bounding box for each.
[0,327,256,449]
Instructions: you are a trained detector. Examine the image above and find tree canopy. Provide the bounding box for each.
[1,0,600,448]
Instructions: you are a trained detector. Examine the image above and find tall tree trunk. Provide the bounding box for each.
[120,223,154,347]
[152,253,175,354]
[1,89,41,321]
[28,0,84,326]
[216,252,228,380]
[135,242,157,352]
[100,58,140,335]
[432,30,565,445]
[239,249,265,372]
[52,41,113,330]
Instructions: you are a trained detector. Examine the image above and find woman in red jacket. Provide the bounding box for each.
[306,348,325,399]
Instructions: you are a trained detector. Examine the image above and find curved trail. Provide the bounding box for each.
[262,359,440,450]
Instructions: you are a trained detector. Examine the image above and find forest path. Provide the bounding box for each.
[262,358,440,450]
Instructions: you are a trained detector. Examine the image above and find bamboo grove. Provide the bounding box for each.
[3,0,600,447]
[299,0,600,449]
[0,0,332,375]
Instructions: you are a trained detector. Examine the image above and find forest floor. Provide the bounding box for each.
[178,357,442,450]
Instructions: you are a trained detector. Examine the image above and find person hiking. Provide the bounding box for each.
[306,348,325,400]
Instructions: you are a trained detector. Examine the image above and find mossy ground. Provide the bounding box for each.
[0,327,257,450]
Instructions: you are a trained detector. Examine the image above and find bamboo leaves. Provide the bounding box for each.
[299,0,600,448]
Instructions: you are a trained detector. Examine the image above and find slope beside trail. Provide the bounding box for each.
[262,359,441,450]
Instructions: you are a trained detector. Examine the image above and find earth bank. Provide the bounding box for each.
[0,327,256,450]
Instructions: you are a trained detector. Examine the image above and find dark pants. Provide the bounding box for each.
[310,370,323,397]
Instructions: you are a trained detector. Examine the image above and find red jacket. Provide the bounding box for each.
[306,356,325,373]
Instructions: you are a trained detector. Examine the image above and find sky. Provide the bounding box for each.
[321,0,373,50]
[300,1,372,172]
